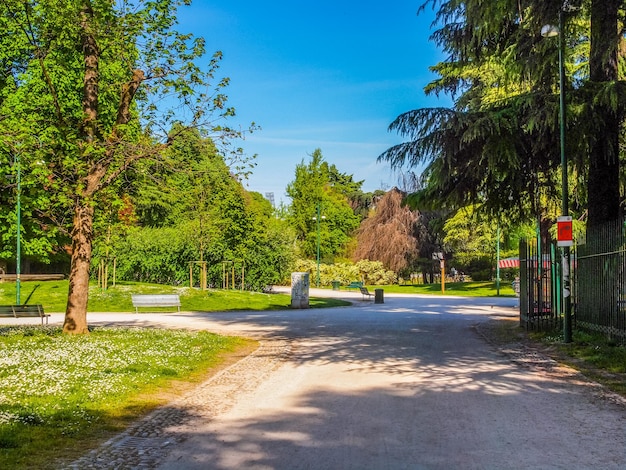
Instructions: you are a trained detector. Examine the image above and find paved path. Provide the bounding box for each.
[5,289,626,469]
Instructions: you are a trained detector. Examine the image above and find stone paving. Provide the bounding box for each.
[64,339,292,470]
[53,296,626,469]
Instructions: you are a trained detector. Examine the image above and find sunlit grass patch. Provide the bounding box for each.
[373,281,516,297]
[0,325,254,469]
[0,280,350,312]
[528,328,626,396]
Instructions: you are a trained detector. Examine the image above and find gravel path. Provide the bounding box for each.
[65,339,293,470]
[36,291,626,469]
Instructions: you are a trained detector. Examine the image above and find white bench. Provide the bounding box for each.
[131,294,181,313]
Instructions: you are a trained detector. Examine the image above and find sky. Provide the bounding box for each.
[178,1,451,205]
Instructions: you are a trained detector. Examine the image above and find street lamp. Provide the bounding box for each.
[312,203,326,287]
[14,153,21,306]
[542,4,572,343]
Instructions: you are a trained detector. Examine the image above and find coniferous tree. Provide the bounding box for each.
[380,0,624,227]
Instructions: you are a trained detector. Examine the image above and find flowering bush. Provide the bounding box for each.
[291,259,397,286]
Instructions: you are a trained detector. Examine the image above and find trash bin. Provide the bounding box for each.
[332,281,340,291]
[374,288,384,304]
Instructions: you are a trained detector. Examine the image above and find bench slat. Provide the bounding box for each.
[0,304,49,325]
[359,287,374,300]
[346,281,363,290]
[131,294,181,313]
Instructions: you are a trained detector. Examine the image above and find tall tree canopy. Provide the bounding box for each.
[96,128,293,290]
[286,149,361,261]
[0,1,253,333]
[352,188,421,274]
[379,0,625,227]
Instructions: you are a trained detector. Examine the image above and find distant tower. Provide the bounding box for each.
[265,192,275,208]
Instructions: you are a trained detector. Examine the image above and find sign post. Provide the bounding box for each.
[556,216,573,343]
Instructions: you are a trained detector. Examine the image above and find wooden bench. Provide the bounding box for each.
[0,304,49,325]
[359,287,374,300]
[0,274,65,282]
[345,281,363,291]
[131,294,181,313]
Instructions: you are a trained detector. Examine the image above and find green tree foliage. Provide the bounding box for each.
[443,205,536,280]
[96,128,293,290]
[0,147,68,269]
[0,1,254,333]
[443,206,499,280]
[286,149,361,261]
[379,0,625,228]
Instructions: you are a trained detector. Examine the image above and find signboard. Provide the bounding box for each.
[557,216,573,247]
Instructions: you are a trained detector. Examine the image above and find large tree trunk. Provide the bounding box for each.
[587,0,621,227]
[62,2,99,334]
[61,3,145,333]
[63,201,94,334]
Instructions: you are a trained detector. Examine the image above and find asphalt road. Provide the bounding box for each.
[5,289,626,469]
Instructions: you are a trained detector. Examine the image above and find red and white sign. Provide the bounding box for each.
[557,216,573,247]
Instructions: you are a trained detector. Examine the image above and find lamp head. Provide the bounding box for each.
[541,24,559,38]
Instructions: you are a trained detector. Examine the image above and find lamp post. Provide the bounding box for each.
[14,153,21,306]
[496,224,500,296]
[312,203,325,287]
[542,5,572,343]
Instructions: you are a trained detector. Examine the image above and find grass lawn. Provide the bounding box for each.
[2,278,624,467]
[0,280,348,468]
[0,325,257,469]
[0,280,350,313]
[370,281,517,297]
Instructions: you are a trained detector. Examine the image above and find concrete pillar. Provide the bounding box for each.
[291,272,310,309]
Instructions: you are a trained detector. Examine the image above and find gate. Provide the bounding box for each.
[519,238,562,331]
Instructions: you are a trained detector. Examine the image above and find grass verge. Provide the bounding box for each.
[0,280,350,313]
[478,316,626,398]
[0,325,257,469]
[372,281,517,297]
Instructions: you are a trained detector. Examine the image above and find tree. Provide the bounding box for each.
[443,206,498,265]
[0,1,252,333]
[379,0,623,228]
[0,142,69,271]
[286,149,361,261]
[586,0,622,227]
[102,129,291,290]
[352,188,421,274]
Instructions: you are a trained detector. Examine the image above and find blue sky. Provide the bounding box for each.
[179,1,450,204]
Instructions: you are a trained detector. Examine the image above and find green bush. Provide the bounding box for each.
[292,259,397,286]
[94,217,295,292]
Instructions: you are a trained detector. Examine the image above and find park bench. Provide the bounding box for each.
[0,304,49,325]
[131,294,181,313]
[359,286,374,300]
[345,281,363,290]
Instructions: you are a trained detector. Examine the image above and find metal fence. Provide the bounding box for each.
[576,219,626,341]
[519,219,626,341]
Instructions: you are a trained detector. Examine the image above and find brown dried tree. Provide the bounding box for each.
[352,188,420,273]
